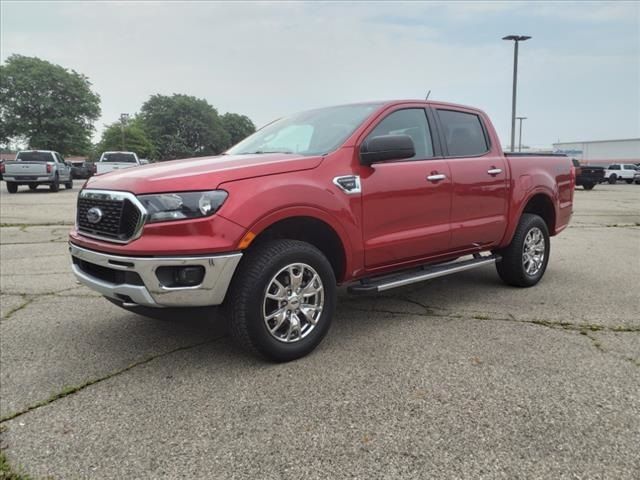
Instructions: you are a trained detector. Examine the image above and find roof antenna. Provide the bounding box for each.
[425,90,431,100]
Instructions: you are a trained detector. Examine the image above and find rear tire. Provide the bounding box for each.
[49,175,60,192]
[6,182,18,194]
[496,213,550,287]
[583,183,595,190]
[608,174,617,184]
[226,239,336,362]
[625,179,633,184]
[65,178,73,189]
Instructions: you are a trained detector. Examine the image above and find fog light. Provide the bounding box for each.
[156,266,205,287]
[175,266,205,286]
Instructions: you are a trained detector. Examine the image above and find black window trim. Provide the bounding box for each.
[432,107,492,159]
[361,107,443,163]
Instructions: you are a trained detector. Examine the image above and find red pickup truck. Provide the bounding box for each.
[69,100,574,361]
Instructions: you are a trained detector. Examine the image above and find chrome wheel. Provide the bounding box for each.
[522,227,545,276]
[263,263,324,343]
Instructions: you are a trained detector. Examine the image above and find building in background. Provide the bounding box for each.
[553,138,640,166]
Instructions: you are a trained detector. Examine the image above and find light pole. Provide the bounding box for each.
[516,116,527,152]
[502,35,531,152]
[120,113,130,151]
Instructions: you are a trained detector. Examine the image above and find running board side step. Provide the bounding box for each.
[348,254,500,294]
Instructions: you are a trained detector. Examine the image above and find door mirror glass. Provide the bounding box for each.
[360,134,415,166]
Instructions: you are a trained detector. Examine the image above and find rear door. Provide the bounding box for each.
[55,153,71,180]
[359,107,452,270]
[434,107,509,250]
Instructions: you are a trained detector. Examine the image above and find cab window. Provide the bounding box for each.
[366,109,434,160]
[437,109,489,157]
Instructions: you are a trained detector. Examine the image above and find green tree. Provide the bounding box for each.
[0,54,101,155]
[221,112,256,146]
[139,94,230,161]
[96,118,155,159]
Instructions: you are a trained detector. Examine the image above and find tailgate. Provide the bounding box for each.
[581,167,605,178]
[97,162,135,173]
[5,162,48,176]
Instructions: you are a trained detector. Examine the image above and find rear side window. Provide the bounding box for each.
[609,164,621,170]
[16,151,53,162]
[366,108,434,159]
[438,110,489,157]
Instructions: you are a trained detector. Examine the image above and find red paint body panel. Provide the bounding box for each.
[70,100,574,284]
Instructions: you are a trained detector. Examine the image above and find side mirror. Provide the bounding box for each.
[359,134,415,166]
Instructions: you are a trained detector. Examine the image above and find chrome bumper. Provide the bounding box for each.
[69,243,242,308]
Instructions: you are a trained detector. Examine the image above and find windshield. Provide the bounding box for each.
[16,151,53,162]
[102,153,137,163]
[226,103,382,156]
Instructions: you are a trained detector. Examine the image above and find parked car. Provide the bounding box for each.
[69,100,574,361]
[70,161,96,179]
[603,163,639,184]
[1,150,73,193]
[571,159,605,190]
[96,151,141,175]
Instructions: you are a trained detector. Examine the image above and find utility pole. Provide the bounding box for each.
[120,113,130,151]
[516,116,527,152]
[502,35,531,152]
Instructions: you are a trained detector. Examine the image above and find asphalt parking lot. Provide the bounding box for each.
[1,183,639,479]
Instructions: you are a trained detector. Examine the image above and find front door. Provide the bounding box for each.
[359,108,452,270]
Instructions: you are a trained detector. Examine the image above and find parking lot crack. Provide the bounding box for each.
[1,295,32,320]
[0,336,224,424]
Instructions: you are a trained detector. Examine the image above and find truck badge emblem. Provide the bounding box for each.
[332,175,362,195]
[86,207,103,224]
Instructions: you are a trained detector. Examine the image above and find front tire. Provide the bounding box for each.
[583,183,595,190]
[625,179,633,184]
[227,239,336,362]
[65,178,73,189]
[496,213,550,287]
[608,174,617,184]
[6,182,18,193]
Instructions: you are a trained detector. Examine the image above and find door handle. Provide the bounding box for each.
[487,168,502,176]
[427,173,447,182]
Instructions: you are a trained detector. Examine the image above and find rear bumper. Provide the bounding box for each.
[69,243,242,307]
[3,175,54,183]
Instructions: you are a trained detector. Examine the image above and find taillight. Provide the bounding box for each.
[46,163,52,173]
[0,163,5,174]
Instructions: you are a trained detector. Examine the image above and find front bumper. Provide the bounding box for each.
[70,243,242,307]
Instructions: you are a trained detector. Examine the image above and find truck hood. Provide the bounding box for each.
[83,153,323,194]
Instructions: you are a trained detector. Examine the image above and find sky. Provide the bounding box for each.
[1,1,639,148]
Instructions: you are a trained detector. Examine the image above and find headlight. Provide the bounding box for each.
[138,190,228,223]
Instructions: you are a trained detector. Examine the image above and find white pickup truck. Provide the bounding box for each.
[96,151,141,175]
[603,163,640,184]
[1,150,73,193]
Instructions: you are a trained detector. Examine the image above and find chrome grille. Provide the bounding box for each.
[77,190,145,243]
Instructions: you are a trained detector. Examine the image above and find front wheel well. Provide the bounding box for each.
[248,216,347,282]
[522,193,556,234]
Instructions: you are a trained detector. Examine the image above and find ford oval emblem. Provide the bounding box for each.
[86,207,103,224]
